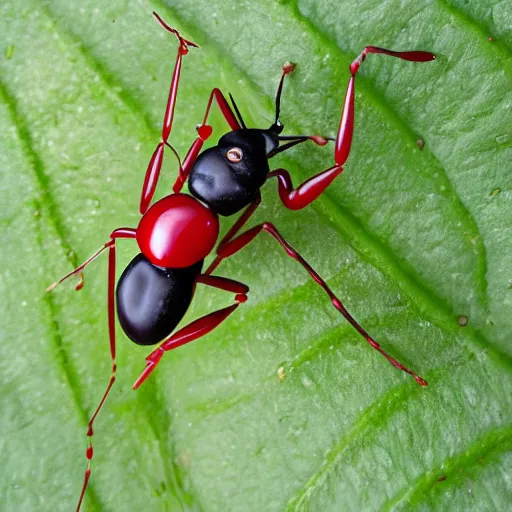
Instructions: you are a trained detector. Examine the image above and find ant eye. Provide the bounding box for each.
[226,147,243,163]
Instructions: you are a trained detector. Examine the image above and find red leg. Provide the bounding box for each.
[75,242,117,512]
[140,13,200,214]
[268,166,343,210]
[46,228,136,512]
[45,228,136,292]
[336,46,434,166]
[212,222,428,387]
[172,88,242,193]
[133,274,249,389]
[205,192,262,275]
[268,47,435,210]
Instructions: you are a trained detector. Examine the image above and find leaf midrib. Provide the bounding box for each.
[382,426,512,510]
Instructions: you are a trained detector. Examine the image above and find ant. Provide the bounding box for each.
[47,11,435,511]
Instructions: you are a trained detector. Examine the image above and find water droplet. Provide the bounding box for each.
[495,134,510,145]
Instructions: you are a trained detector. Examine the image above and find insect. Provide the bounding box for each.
[47,11,435,511]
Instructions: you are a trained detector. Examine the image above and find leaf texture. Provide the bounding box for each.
[1,0,511,510]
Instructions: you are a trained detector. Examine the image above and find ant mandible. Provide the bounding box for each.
[47,11,435,511]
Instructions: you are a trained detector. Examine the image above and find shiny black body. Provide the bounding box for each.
[117,254,203,345]
[119,128,278,346]
[189,129,278,216]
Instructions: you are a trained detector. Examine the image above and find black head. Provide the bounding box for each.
[188,128,279,216]
[187,81,327,216]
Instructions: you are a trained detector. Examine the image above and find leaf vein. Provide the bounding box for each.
[382,426,512,510]
[0,79,106,511]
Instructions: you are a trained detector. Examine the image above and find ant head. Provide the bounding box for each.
[218,128,279,159]
[188,129,279,216]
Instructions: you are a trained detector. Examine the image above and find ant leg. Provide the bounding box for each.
[268,166,343,210]
[268,47,435,210]
[214,222,428,387]
[205,192,262,275]
[45,228,136,292]
[75,241,117,512]
[140,13,200,214]
[46,227,135,512]
[336,46,435,166]
[133,274,249,389]
[172,88,241,193]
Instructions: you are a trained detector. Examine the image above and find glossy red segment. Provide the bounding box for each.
[271,44,435,209]
[162,53,182,141]
[140,143,165,214]
[336,76,355,166]
[366,46,436,62]
[350,46,435,74]
[137,194,219,268]
[268,166,343,210]
[196,274,249,294]
[108,246,116,360]
[203,88,241,131]
[197,124,213,140]
[133,304,239,389]
[110,227,137,239]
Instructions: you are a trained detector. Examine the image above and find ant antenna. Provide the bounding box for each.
[268,135,333,158]
[228,93,247,129]
[270,62,296,133]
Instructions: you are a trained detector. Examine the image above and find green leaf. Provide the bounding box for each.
[1,0,511,510]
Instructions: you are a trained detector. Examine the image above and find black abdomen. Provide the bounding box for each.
[116,254,203,346]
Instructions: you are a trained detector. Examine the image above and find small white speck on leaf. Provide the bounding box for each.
[301,376,313,388]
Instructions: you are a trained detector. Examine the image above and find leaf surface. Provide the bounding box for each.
[1,0,511,510]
